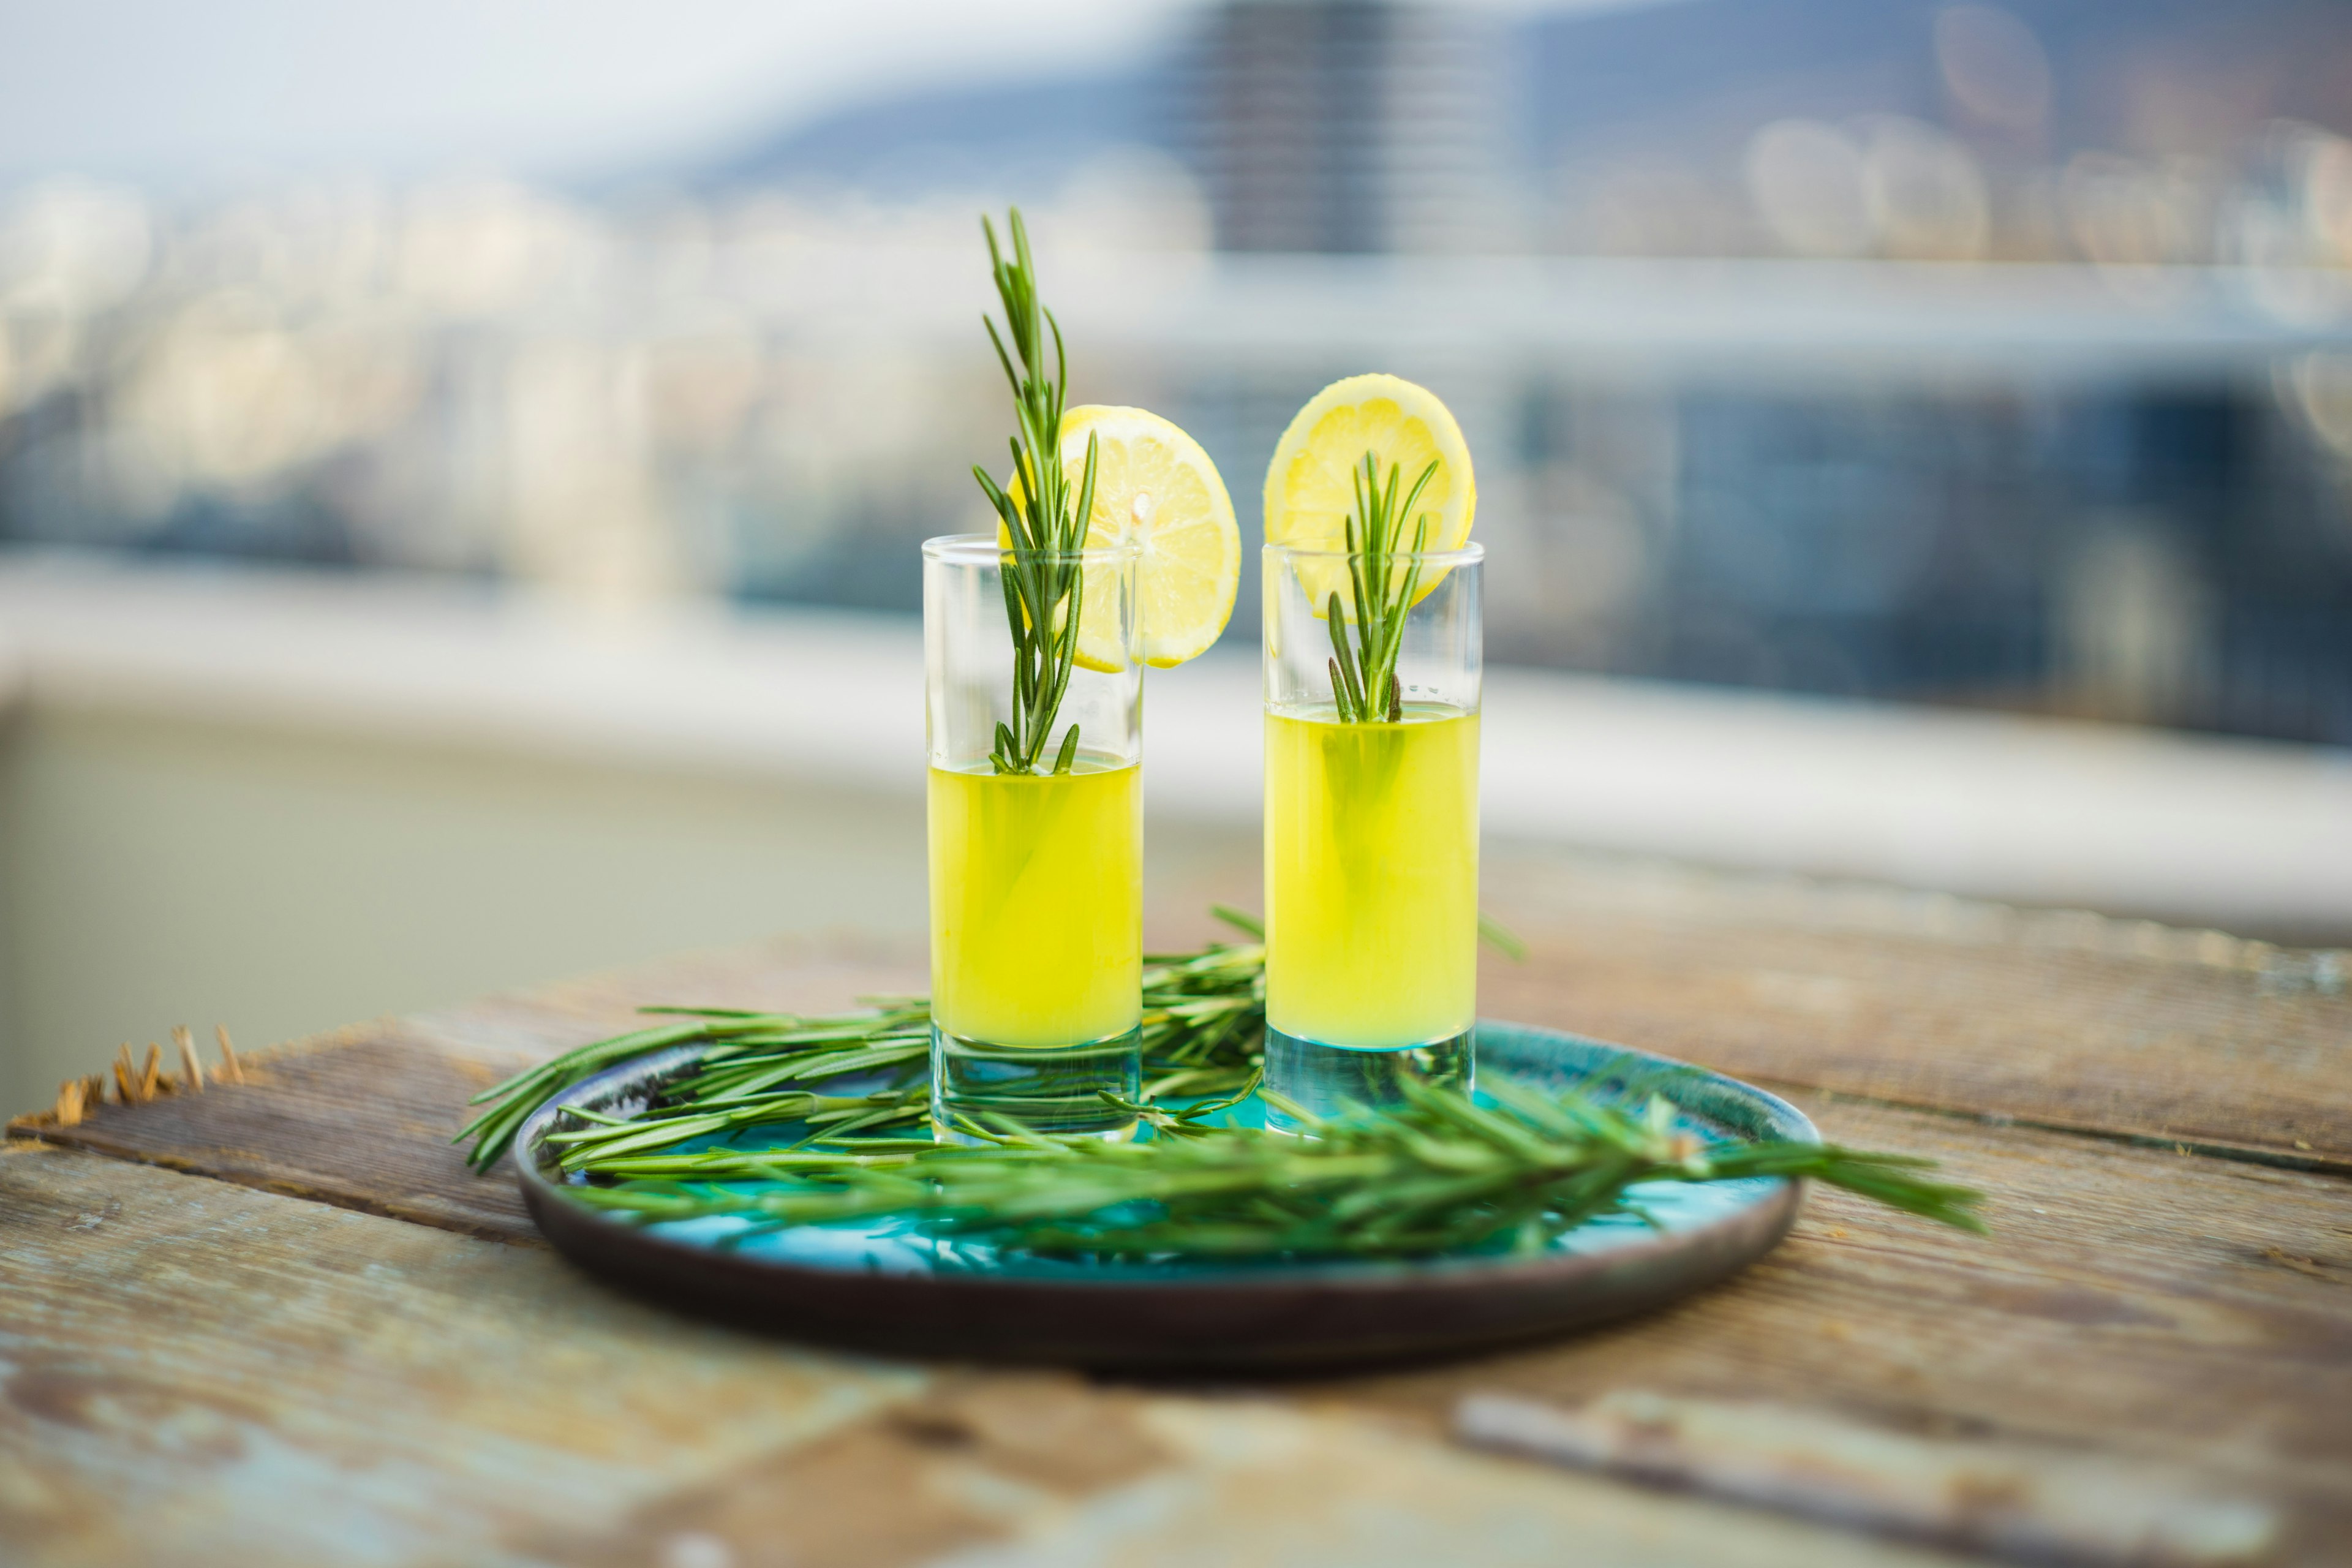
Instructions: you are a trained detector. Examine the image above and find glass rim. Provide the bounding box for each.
[924,532,1139,565]
[1264,540,1484,567]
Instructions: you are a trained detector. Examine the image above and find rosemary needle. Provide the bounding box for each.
[967,206,1098,776]
[564,1076,1986,1261]
[1327,451,1439,724]
[453,927,1265,1174]
[456,907,1984,1264]
[460,910,1528,1176]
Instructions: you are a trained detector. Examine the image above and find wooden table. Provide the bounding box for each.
[7,849,2348,1567]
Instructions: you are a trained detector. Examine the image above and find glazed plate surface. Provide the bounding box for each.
[516,1021,1815,1368]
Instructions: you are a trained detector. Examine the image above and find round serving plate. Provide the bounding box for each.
[515,1022,1815,1370]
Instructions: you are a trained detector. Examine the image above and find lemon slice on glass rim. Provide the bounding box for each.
[1003,405,1241,671]
[1263,373,1476,618]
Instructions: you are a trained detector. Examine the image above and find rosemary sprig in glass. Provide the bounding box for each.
[968,208,1099,775]
[1326,452,1441,723]
[562,1075,1986,1261]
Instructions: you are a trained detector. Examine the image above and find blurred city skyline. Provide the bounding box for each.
[3,0,2351,744]
[0,0,1210,187]
[5,0,2352,1098]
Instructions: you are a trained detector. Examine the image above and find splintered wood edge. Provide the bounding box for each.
[5,1016,369,1131]
[2,929,928,1129]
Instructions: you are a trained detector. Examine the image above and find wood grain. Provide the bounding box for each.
[543,1381,1976,1568]
[1298,1087,2352,1567]
[1476,850,2352,1168]
[0,1142,921,1566]
[20,984,2350,1557]
[12,869,2351,1562]
[14,933,929,1240]
[20,1019,541,1238]
[0,1144,1969,1568]
[28,861,2350,1231]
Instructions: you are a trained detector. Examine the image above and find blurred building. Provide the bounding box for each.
[1185,1,1511,254]
[2,0,2351,742]
[1528,0,2352,266]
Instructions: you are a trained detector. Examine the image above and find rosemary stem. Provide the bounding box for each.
[1324,451,1442,726]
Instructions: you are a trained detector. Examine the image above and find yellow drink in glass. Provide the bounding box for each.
[928,756,1143,1049]
[1264,703,1479,1047]
[924,529,1144,1140]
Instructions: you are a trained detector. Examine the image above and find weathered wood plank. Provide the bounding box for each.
[14,934,929,1241]
[0,1143,927,1567]
[28,864,2348,1205]
[0,1145,1959,1568]
[20,1020,540,1239]
[13,875,2351,1561]
[20,1017,2348,1556]
[540,1381,1972,1568]
[1302,1088,2352,1566]
[1473,851,2352,1167]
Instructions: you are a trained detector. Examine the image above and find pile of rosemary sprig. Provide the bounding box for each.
[1326,451,1441,724]
[562,1076,1984,1261]
[455,908,1272,1177]
[970,207,1099,775]
[455,908,1986,1261]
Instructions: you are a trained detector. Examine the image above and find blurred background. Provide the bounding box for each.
[3,0,2350,1110]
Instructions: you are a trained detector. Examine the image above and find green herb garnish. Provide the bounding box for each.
[968,208,1099,775]
[1325,451,1441,723]
[455,908,1272,1175]
[560,1075,1985,1260]
[453,911,1982,1264]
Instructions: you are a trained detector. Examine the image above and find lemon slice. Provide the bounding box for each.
[1263,374,1475,616]
[1003,405,1240,671]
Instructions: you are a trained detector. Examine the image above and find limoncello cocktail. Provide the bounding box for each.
[925,208,1239,1139]
[1264,703,1477,1048]
[929,756,1142,1048]
[1259,373,1483,1130]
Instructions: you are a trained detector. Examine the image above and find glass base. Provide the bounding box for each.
[929,1025,1141,1143]
[1262,1025,1474,1134]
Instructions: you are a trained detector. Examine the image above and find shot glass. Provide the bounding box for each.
[1261,540,1482,1131]
[924,533,1144,1140]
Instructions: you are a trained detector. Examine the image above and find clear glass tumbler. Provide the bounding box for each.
[1261,540,1483,1131]
[924,533,1144,1140]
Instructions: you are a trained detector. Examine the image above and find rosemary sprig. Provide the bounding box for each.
[564,1076,1986,1261]
[967,208,1099,775]
[458,911,1983,1262]
[454,908,1272,1174]
[455,909,1536,1175]
[1327,451,1439,723]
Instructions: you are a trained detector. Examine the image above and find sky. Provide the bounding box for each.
[0,0,1645,190]
[0,0,1656,190]
[0,0,1203,188]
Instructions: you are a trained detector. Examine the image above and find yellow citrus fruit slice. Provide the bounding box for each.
[1001,405,1240,671]
[1262,374,1475,616]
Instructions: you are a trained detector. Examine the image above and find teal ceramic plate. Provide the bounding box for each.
[516,1021,1815,1368]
